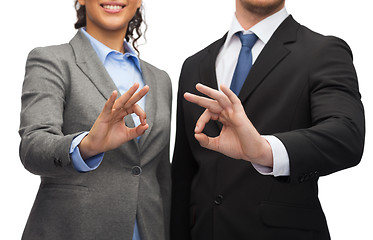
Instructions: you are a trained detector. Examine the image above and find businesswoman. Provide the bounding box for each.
[19,0,172,239]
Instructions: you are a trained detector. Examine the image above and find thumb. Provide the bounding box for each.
[126,124,149,141]
[135,124,149,136]
[195,133,211,149]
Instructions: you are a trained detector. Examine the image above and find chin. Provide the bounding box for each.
[104,24,128,32]
[95,19,129,32]
[240,0,285,16]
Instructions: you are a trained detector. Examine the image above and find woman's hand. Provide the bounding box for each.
[79,83,149,160]
[184,83,273,167]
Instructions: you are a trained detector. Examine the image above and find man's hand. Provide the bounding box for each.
[184,83,273,167]
[79,83,149,159]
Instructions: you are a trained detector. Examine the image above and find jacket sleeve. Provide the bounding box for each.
[19,47,80,177]
[275,36,365,184]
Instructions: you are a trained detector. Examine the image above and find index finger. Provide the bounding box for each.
[123,85,149,109]
[194,109,218,133]
[132,104,147,125]
[184,92,223,113]
[196,83,232,109]
[113,83,140,110]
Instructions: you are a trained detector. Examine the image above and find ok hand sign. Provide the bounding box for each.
[79,83,149,160]
[184,83,273,167]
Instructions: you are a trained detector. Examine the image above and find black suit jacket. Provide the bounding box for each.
[171,16,365,240]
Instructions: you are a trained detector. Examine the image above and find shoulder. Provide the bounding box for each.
[26,43,75,70]
[140,60,172,104]
[297,23,351,54]
[140,59,167,74]
[27,43,72,60]
[140,60,170,81]
[183,35,226,68]
[277,18,353,66]
[279,16,351,54]
[24,43,76,92]
[140,59,172,89]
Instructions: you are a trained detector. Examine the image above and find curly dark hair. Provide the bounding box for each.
[74,0,147,54]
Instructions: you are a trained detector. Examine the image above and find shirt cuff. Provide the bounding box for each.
[251,135,290,177]
[70,132,104,172]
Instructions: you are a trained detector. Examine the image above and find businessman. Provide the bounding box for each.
[171,0,365,240]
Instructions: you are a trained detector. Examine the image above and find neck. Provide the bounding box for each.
[235,2,285,30]
[86,24,127,53]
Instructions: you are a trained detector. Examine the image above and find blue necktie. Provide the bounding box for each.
[230,32,258,95]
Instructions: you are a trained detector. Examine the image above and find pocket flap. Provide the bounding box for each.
[260,201,326,230]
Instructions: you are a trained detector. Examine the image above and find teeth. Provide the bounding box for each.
[102,5,122,10]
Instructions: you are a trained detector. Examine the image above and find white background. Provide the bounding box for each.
[0,0,372,239]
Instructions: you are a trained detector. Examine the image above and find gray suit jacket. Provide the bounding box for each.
[19,30,172,240]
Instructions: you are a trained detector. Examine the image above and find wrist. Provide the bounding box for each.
[244,137,273,167]
[258,138,274,167]
[79,135,98,160]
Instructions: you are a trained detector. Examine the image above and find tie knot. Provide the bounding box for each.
[236,32,258,49]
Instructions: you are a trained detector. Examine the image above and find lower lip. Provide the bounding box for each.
[101,6,124,14]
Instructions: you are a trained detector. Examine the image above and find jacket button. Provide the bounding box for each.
[131,166,142,176]
[304,174,310,181]
[54,158,62,167]
[214,195,223,205]
[299,175,305,183]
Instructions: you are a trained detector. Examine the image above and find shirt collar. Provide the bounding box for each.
[225,7,289,46]
[80,28,142,72]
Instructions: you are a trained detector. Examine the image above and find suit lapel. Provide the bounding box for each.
[199,35,227,90]
[69,30,140,162]
[239,15,299,103]
[199,35,227,131]
[138,61,157,149]
[70,30,118,101]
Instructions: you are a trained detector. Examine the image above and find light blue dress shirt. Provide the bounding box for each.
[69,28,144,240]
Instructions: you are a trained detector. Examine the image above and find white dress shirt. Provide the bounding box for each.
[215,8,290,176]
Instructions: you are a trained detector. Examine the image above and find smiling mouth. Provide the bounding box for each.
[101,4,125,10]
